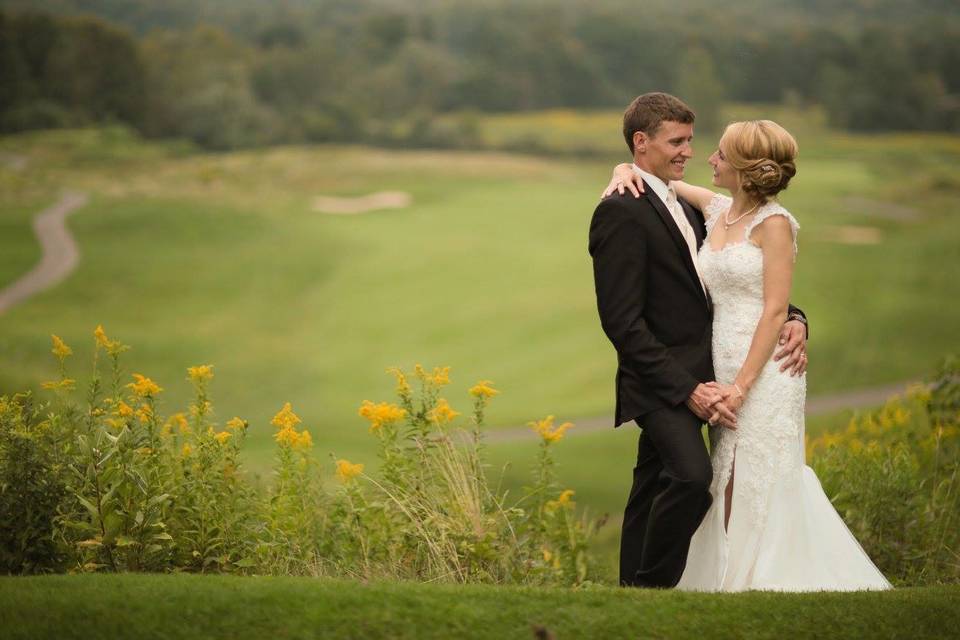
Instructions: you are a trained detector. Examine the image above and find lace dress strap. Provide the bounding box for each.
[746,202,800,256]
[703,193,732,234]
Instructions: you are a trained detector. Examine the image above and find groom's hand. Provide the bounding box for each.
[686,383,736,428]
[774,319,808,376]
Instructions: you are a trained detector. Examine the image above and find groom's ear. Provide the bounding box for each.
[633,131,647,153]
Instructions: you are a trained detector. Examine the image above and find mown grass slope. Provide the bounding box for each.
[2,574,958,640]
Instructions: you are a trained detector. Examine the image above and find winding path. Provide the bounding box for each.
[486,380,914,443]
[0,191,88,315]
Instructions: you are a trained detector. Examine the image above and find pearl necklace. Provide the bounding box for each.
[724,201,760,230]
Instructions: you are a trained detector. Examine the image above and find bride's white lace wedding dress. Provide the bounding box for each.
[677,194,892,592]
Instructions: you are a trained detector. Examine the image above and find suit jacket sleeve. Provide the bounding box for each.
[786,304,809,339]
[589,198,700,407]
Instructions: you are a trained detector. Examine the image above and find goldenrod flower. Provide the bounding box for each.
[428,366,451,387]
[542,548,553,563]
[136,404,153,424]
[428,398,460,425]
[358,400,407,432]
[94,325,111,349]
[294,430,313,450]
[166,412,189,434]
[226,417,246,431]
[187,364,214,384]
[468,380,499,399]
[51,334,73,359]
[117,400,135,418]
[127,373,162,397]
[386,367,412,397]
[274,425,299,448]
[528,415,573,443]
[189,401,212,419]
[42,378,76,391]
[214,431,232,445]
[181,443,193,457]
[271,402,301,431]
[335,459,364,482]
[545,489,576,513]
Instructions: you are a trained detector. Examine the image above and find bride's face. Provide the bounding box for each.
[709,146,738,191]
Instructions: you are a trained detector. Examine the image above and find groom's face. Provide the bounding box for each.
[636,120,694,183]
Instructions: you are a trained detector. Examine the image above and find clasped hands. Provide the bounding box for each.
[686,319,809,429]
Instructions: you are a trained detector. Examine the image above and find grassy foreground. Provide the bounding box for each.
[0,574,956,640]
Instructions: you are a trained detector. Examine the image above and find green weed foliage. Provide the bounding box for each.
[0,327,601,585]
[808,357,960,585]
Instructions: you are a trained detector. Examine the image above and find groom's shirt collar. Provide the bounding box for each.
[631,164,671,208]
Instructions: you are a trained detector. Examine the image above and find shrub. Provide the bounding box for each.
[809,356,960,585]
[0,327,602,586]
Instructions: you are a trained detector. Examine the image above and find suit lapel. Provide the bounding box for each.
[643,184,707,305]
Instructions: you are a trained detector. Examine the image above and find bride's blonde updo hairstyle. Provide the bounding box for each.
[719,120,798,201]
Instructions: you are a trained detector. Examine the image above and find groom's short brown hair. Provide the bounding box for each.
[623,92,696,153]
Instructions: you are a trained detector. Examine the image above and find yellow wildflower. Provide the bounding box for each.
[187,364,214,383]
[181,443,193,457]
[166,412,189,434]
[387,367,412,397]
[271,402,301,431]
[116,400,134,418]
[358,400,407,432]
[274,426,299,448]
[214,431,232,445]
[428,398,460,425]
[189,401,212,419]
[94,325,111,349]
[226,417,246,431]
[136,404,153,424]
[127,373,162,397]
[428,366,451,387]
[335,459,364,482]
[546,489,576,512]
[294,430,313,450]
[468,380,499,399]
[528,415,573,443]
[542,548,553,563]
[51,334,73,359]
[42,378,77,391]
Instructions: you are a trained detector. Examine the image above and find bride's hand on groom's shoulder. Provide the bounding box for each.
[600,163,645,199]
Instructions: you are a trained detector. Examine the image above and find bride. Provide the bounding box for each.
[604,119,891,591]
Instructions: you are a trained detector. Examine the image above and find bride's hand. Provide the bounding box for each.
[600,163,645,199]
[716,383,745,414]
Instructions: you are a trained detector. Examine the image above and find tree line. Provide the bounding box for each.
[1,1,958,150]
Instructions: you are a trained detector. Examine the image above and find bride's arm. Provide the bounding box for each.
[723,216,796,411]
[671,181,718,213]
[601,164,718,214]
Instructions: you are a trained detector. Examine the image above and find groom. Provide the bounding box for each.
[588,92,808,588]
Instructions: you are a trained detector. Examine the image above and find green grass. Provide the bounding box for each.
[1,574,956,639]
[0,109,957,499]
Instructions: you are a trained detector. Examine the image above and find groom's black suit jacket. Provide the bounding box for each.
[588,183,804,427]
[589,185,712,425]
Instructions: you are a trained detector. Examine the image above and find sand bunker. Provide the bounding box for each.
[312,191,411,215]
[841,196,918,221]
[820,225,883,245]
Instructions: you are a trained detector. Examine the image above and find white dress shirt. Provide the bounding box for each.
[632,164,707,296]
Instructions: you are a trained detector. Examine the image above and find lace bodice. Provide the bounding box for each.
[698,193,805,523]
